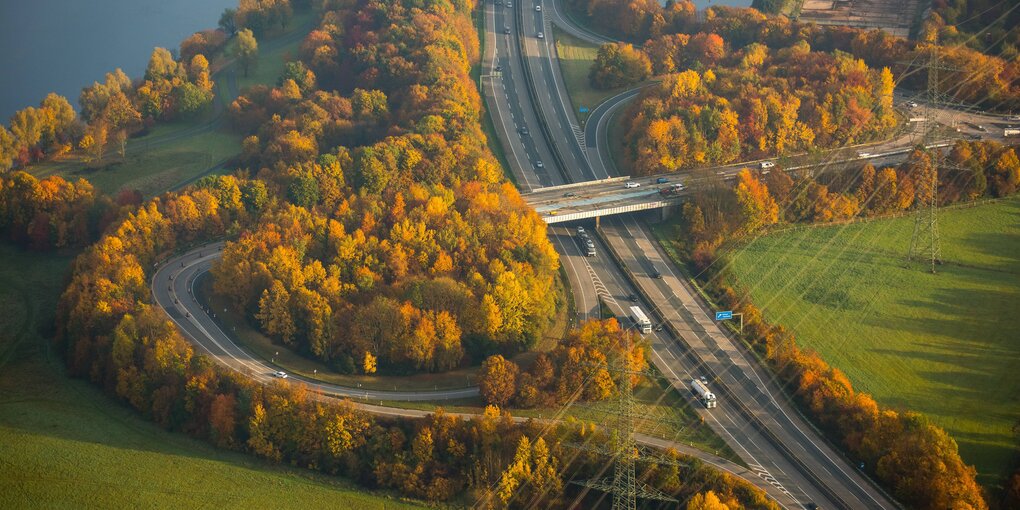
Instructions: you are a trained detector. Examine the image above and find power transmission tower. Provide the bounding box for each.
[566,356,681,510]
[901,48,963,273]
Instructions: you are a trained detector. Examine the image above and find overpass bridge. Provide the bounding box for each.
[522,140,961,224]
[522,175,690,224]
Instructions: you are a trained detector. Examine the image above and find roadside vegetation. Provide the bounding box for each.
[725,196,1020,491]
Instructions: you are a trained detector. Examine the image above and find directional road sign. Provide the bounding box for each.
[715,311,733,320]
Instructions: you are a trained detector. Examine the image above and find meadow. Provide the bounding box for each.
[0,244,423,509]
[723,197,1020,489]
[553,28,629,123]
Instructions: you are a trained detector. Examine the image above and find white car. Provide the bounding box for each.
[535,4,542,11]
[537,32,544,39]
[759,161,775,169]
[906,101,918,108]
[857,151,872,158]
[625,182,640,188]
[273,371,288,379]
[535,160,544,169]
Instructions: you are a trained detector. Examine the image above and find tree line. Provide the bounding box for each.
[667,140,1020,509]
[0,45,221,172]
[477,319,648,409]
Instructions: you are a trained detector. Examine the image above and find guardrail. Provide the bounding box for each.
[513,2,572,186]
[594,225,853,510]
[526,175,631,194]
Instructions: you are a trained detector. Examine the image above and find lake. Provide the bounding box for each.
[690,0,753,8]
[0,0,236,121]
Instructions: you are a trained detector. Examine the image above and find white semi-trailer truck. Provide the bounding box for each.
[691,379,717,408]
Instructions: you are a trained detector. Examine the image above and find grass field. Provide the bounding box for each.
[553,28,629,124]
[29,128,241,197]
[0,244,423,509]
[718,197,1020,490]
[234,11,315,92]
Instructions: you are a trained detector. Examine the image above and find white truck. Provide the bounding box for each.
[691,378,717,408]
[629,306,652,334]
[1005,127,1020,137]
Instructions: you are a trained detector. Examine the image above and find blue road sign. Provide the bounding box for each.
[579,106,589,113]
[715,311,733,320]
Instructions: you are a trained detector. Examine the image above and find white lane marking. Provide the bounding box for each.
[618,215,884,508]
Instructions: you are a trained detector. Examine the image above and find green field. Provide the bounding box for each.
[29,128,241,197]
[721,198,1020,489]
[233,11,315,92]
[553,28,629,124]
[0,244,423,509]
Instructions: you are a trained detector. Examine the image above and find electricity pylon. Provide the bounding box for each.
[566,356,681,510]
[901,48,963,273]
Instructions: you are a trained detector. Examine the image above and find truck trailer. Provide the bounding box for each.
[691,379,717,408]
[629,306,652,334]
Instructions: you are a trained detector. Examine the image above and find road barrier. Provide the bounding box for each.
[594,225,854,510]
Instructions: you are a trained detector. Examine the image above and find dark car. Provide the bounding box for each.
[564,192,577,198]
[494,65,503,72]
[504,25,511,34]
[518,126,529,135]
[656,177,669,184]
[628,294,638,302]
[652,270,662,279]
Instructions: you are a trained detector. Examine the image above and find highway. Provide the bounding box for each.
[483,0,563,189]
[502,2,906,508]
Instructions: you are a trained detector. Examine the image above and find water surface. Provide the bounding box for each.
[0,0,235,120]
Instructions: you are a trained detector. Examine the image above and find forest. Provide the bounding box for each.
[569,1,1020,112]
[209,0,559,374]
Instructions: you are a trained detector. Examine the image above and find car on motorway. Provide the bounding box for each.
[504,25,510,34]
[656,177,669,184]
[273,371,288,379]
[975,124,987,132]
[564,191,577,197]
[535,4,541,11]
[537,32,544,39]
[494,64,502,72]
[906,101,918,108]
[628,294,638,302]
[857,151,872,158]
[576,226,585,235]
[518,126,529,135]
[1006,115,1020,122]
[759,161,775,169]
[652,270,662,279]
[536,160,544,169]
[624,181,640,188]
[506,1,512,6]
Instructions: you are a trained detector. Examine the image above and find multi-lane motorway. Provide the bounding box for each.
[485,2,904,508]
